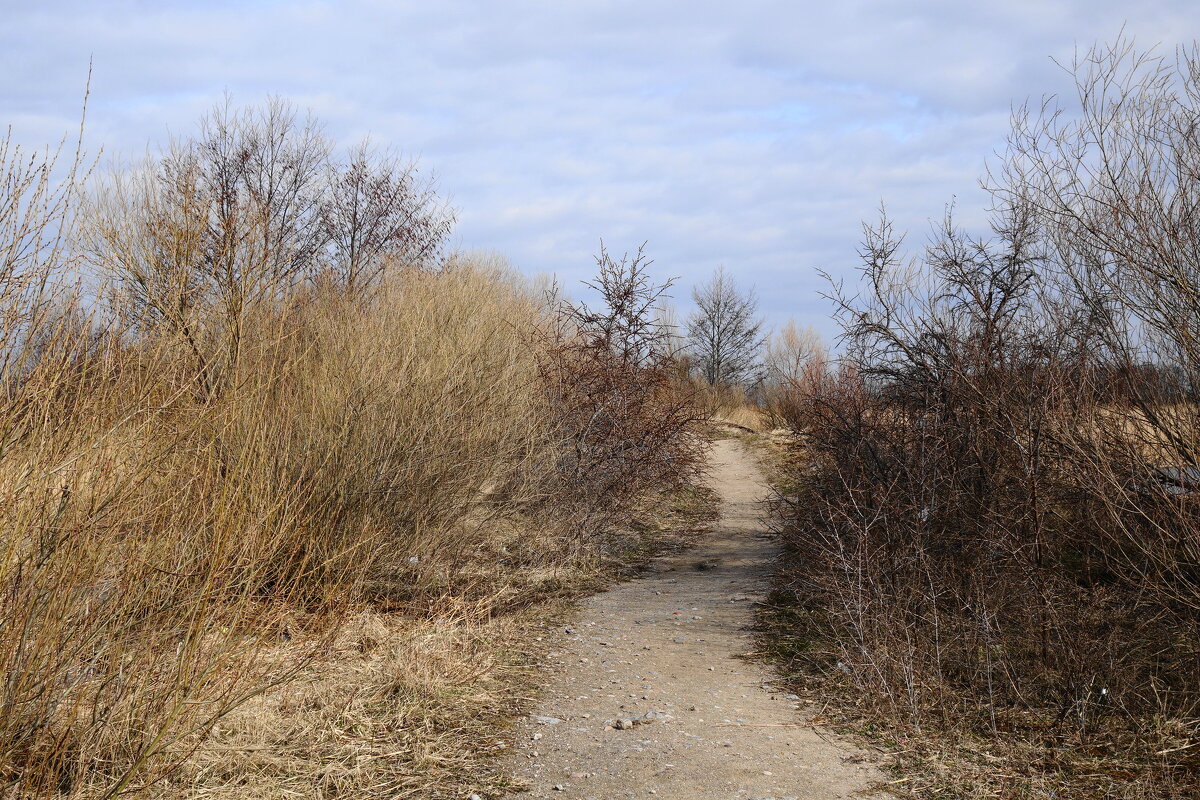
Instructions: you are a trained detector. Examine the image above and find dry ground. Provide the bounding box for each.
[501,438,888,799]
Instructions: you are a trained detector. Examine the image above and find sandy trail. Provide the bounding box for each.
[503,437,885,799]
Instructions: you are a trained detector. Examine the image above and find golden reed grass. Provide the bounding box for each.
[0,103,703,798]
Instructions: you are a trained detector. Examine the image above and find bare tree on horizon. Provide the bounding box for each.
[686,265,765,386]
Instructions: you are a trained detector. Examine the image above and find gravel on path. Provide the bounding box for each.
[501,437,888,800]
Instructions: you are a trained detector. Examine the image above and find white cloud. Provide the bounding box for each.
[2,0,1199,339]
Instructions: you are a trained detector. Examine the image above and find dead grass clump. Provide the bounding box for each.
[165,474,721,800]
[160,609,536,800]
[694,381,771,433]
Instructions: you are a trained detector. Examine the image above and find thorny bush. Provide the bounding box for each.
[538,244,707,552]
[773,40,1200,797]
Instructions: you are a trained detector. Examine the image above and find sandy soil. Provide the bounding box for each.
[501,437,888,799]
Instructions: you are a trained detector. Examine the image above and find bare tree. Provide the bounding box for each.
[567,243,677,367]
[84,98,332,398]
[762,319,826,386]
[651,299,687,362]
[686,266,765,385]
[183,97,332,294]
[84,98,454,399]
[321,141,455,290]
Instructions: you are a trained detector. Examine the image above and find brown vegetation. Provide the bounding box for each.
[0,100,705,798]
[768,40,1200,799]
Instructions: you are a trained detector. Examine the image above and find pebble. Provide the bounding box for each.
[533,716,563,725]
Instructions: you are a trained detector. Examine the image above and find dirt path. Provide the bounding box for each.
[502,438,886,799]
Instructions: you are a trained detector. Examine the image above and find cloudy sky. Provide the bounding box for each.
[3,1,1197,338]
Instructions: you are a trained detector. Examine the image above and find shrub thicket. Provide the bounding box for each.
[0,102,703,797]
[772,41,1200,797]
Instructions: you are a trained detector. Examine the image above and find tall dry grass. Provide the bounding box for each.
[0,102,705,798]
[0,266,563,795]
[691,381,770,432]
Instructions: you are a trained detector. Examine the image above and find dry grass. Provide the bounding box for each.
[694,382,770,433]
[714,403,770,433]
[159,609,540,800]
[0,103,707,797]
[155,479,720,800]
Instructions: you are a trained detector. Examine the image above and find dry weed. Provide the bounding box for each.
[0,101,706,797]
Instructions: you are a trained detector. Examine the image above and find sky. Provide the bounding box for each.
[3,1,1198,340]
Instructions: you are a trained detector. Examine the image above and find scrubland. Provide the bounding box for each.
[0,100,705,798]
[760,41,1200,799]
[22,35,1200,800]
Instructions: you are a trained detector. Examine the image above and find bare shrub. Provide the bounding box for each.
[254,263,560,603]
[540,244,707,548]
[760,320,828,429]
[0,252,580,796]
[772,39,1200,796]
[789,203,1088,714]
[997,39,1200,621]
[776,215,1198,793]
[0,111,316,796]
[0,103,701,797]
